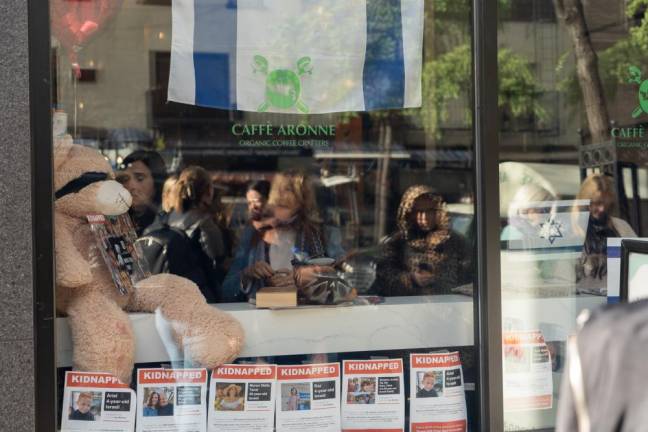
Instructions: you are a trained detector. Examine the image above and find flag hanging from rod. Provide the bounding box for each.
[168,0,424,114]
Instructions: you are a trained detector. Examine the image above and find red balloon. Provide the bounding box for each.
[51,0,123,76]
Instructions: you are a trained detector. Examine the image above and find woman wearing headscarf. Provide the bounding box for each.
[375,185,472,296]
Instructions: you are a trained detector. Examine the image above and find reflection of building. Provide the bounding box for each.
[51,0,477,244]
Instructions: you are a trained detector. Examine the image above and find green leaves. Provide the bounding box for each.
[410,44,545,136]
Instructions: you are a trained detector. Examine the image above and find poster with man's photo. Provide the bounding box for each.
[136,368,208,432]
[61,371,136,432]
[341,359,404,432]
[276,363,340,431]
[208,364,277,432]
[409,352,467,432]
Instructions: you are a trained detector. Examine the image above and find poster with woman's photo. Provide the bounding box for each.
[276,363,340,431]
[341,359,404,431]
[136,368,207,432]
[208,364,276,432]
[61,371,135,432]
[409,353,467,432]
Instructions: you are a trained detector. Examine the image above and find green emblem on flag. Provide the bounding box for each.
[253,55,312,113]
[629,65,648,118]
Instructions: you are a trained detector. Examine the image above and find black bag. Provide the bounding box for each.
[135,213,208,290]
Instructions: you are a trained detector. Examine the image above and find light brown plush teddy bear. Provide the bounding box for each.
[54,136,244,384]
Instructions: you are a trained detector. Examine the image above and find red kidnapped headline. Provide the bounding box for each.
[412,353,461,368]
[278,363,340,380]
[66,372,128,388]
[344,360,403,375]
[138,369,207,384]
[213,364,277,380]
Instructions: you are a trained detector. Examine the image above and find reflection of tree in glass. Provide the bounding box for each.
[558,0,648,141]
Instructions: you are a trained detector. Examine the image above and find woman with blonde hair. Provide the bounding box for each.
[161,174,178,213]
[222,170,345,302]
[575,173,636,291]
[167,166,227,302]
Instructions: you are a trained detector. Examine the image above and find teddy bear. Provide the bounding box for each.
[54,136,244,384]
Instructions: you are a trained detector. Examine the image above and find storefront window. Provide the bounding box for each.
[50,0,480,430]
[498,0,646,429]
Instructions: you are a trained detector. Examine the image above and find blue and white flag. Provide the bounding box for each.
[503,199,590,254]
[168,0,424,113]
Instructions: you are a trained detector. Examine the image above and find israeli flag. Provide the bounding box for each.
[503,199,590,255]
[168,0,424,113]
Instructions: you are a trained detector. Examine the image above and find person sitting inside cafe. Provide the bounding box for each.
[222,171,344,302]
[375,185,472,296]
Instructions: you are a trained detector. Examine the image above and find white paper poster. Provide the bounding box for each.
[341,359,405,432]
[136,368,208,432]
[409,352,468,432]
[61,371,136,432]
[208,364,277,432]
[503,331,553,411]
[276,363,341,432]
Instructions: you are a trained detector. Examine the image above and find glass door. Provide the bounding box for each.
[498,0,646,429]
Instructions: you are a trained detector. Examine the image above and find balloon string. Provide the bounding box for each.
[73,73,78,138]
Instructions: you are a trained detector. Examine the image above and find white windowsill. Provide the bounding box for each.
[55,294,604,368]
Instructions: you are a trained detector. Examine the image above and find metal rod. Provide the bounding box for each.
[472,0,504,430]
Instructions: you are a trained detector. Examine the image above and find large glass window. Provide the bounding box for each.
[498,0,646,429]
[50,0,480,430]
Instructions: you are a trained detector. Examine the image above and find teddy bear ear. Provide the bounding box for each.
[53,135,74,172]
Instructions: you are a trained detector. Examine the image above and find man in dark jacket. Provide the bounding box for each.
[557,299,648,431]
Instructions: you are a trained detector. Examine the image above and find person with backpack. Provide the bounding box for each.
[138,166,227,303]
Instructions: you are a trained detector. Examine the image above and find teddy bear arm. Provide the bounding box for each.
[55,225,93,288]
[131,274,244,368]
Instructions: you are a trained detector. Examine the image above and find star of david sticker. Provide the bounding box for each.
[538,218,563,244]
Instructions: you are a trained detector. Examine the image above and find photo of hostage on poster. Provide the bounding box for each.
[208,364,277,432]
[410,352,468,432]
[61,371,135,432]
[341,359,404,432]
[503,330,553,411]
[276,363,340,432]
[136,368,208,432]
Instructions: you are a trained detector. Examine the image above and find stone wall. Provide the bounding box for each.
[0,0,35,431]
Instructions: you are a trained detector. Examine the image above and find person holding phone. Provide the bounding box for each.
[375,185,472,296]
[223,171,345,302]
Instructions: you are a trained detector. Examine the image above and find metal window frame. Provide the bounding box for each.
[472,0,504,430]
[28,0,504,430]
[28,0,57,430]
